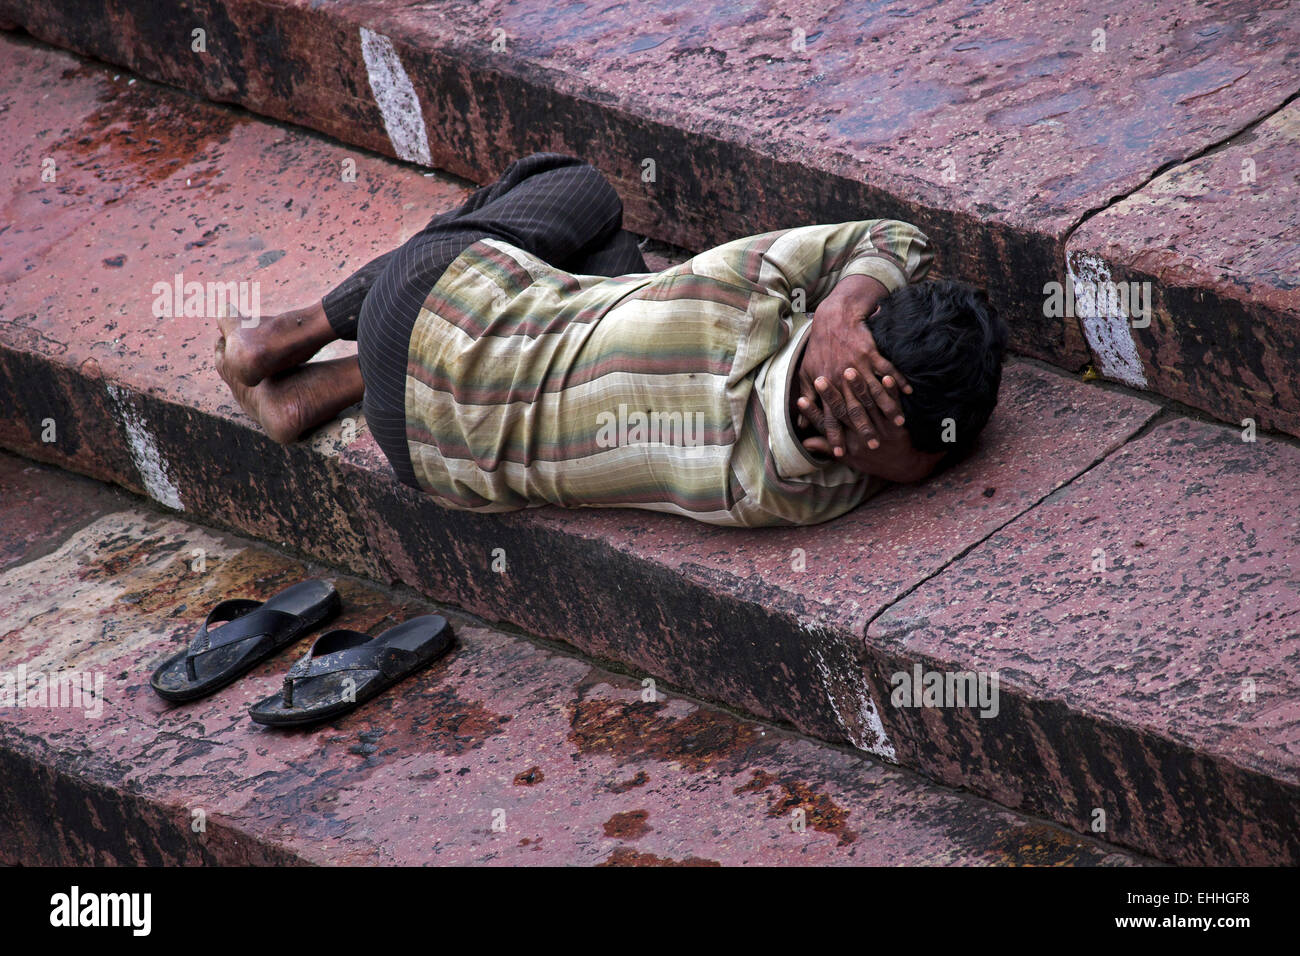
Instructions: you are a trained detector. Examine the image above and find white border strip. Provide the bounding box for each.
[359,27,433,166]
[1067,251,1148,388]
[106,384,184,510]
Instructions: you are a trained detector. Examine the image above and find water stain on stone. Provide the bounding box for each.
[245,765,357,843]
[77,530,183,584]
[608,770,649,794]
[986,822,1106,866]
[734,769,858,846]
[53,72,241,192]
[598,847,719,867]
[567,690,760,773]
[409,687,507,756]
[602,809,651,840]
[108,543,304,617]
[513,766,544,786]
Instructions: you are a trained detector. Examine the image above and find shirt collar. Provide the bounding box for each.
[762,318,839,480]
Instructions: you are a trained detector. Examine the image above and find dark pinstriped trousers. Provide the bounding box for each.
[321,153,648,488]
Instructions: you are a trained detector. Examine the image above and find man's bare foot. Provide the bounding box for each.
[215,338,365,444]
[217,301,337,387]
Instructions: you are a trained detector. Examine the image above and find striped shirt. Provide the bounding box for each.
[403,220,933,527]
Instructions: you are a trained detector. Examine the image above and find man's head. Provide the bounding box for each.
[868,279,1007,472]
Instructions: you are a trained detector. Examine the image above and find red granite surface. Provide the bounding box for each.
[871,417,1300,864]
[0,452,1141,866]
[1067,101,1300,436]
[2,35,1296,864]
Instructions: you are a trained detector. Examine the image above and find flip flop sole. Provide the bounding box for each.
[249,620,454,727]
[248,674,392,727]
[149,583,340,703]
[150,642,266,703]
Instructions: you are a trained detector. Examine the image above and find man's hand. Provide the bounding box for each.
[800,370,943,483]
[796,274,911,457]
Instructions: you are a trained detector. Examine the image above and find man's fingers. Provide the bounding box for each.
[801,435,833,456]
[838,374,877,447]
[871,356,910,396]
[846,370,890,445]
[853,366,904,427]
[868,352,911,394]
[841,371,881,449]
[814,377,847,456]
[856,324,911,395]
[796,371,825,431]
[795,395,818,432]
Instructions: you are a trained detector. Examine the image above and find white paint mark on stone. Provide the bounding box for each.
[855,689,897,762]
[359,27,433,166]
[808,637,896,761]
[1067,251,1148,388]
[107,384,183,510]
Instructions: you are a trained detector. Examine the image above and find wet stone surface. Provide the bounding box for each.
[871,417,1300,864]
[0,457,1143,866]
[0,31,1289,865]
[1067,100,1300,438]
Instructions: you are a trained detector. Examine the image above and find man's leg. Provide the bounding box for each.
[215,302,337,387]
[423,153,632,268]
[216,154,630,449]
[328,151,634,341]
[296,155,593,347]
[217,153,630,388]
[358,153,633,485]
[564,227,648,277]
[209,160,502,394]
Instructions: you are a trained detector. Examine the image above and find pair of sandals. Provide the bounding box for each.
[149,580,454,727]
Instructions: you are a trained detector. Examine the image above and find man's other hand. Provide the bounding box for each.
[796,274,911,457]
[798,370,941,483]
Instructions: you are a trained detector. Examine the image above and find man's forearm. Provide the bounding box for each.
[794,269,911,458]
[817,274,889,328]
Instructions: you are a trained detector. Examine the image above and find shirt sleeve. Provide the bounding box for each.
[755,220,933,309]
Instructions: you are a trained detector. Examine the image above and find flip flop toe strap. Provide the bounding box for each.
[185,599,299,682]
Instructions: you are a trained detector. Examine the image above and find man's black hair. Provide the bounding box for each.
[869,279,1008,467]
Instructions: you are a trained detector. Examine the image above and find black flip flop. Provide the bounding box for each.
[150,579,340,703]
[248,615,454,727]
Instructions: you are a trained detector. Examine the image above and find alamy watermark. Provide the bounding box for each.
[151,272,261,325]
[595,404,706,449]
[890,664,1000,718]
[50,886,150,936]
[1042,278,1152,327]
[0,664,105,719]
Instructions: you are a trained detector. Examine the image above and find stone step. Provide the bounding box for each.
[2,36,1296,865]
[871,416,1300,865]
[3,0,1297,436]
[1066,100,1300,438]
[0,451,1145,866]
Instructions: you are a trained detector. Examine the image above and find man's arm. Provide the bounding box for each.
[795,273,900,457]
[789,220,932,456]
[700,219,931,456]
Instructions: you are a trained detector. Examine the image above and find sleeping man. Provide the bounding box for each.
[215,153,1007,527]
